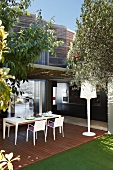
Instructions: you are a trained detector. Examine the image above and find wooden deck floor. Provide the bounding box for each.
[0,123,107,170]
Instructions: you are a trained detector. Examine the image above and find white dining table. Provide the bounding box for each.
[3,114,61,145]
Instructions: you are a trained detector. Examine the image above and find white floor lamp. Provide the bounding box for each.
[80,81,97,136]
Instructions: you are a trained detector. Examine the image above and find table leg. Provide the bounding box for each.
[3,119,6,139]
[15,123,18,145]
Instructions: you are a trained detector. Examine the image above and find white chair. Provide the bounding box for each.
[5,123,14,137]
[47,117,64,140]
[26,119,47,145]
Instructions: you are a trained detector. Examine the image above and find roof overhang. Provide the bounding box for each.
[27,64,72,82]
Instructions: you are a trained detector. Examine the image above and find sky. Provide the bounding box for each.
[27,0,84,31]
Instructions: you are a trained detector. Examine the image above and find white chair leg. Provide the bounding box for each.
[53,128,55,140]
[36,132,37,139]
[8,126,10,137]
[33,131,35,145]
[62,126,64,137]
[45,125,48,137]
[59,126,61,133]
[44,130,47,142]
[26,129,28,142]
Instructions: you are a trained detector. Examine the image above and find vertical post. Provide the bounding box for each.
[87,98,91,133]
[108,81,113,134]
[39,81,42,113]
[53,87,57,105]
[83,98,95,136]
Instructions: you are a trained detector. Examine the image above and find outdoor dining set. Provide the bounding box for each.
[3,111,64,145]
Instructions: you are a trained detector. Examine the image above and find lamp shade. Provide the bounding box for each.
[80,81,97,99]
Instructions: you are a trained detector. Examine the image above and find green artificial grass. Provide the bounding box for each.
[21,134,113,170]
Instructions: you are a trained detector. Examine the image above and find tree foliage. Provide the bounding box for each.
[0,0,31,32]
[67,0,113,90]
[4,13,63,93]
[0,20,14,111]
[0,0,63,94]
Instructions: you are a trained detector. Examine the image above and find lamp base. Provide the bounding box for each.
[82,132,96,136]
